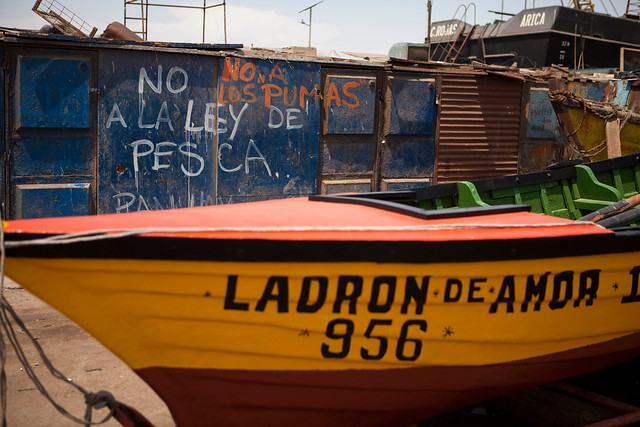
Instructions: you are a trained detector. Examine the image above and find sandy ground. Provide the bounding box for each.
[2,277,176,427]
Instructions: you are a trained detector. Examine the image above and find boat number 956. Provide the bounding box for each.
[321,319,427,361]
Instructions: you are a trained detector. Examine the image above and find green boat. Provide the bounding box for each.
[315,152,640,228]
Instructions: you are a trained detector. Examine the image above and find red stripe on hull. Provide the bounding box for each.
[137,333,640,427]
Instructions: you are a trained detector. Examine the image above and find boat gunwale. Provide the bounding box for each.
[4,228,640,264]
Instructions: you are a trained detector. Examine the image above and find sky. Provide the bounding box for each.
[0,0,632,54]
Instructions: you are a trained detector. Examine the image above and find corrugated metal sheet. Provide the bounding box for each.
[436,74,522,182]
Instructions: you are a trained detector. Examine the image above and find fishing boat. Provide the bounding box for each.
[3,153,640,427]
[548,79,640,162]
[426,3,640,68]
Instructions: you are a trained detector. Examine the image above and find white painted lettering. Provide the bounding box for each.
[114,192,135,213]
[106,103,127,128]
[139,66,162,94]
[286,108,303,130]
[152,141,177,171]
[268,106,284,129]
[245,139,271,176]
[218,142,242,173]
[185,99,204,132]
[204,103,217,132]
[130,139,154,172]
[166,66,188,94]
[179,142,205,177]
[155,102,174,130]
[229,102,249,141]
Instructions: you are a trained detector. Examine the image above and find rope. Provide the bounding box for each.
[0,219,152,426]
[3,220,607,249]
[548,89,630,160]
[567,139,607,158]
[0,293,115,425]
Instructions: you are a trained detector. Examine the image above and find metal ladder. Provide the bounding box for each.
[627,0,640,15]
[443,25,476,63]
[562,0,596,11]
[123,0,148,40]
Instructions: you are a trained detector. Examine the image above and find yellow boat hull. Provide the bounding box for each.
[4,197,640,426]
[7,255,640,372]
[567,108,640,161]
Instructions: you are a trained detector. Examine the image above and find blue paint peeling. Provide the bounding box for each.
[3,33,635,219]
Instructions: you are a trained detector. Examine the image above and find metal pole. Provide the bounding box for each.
[145,0,149,40]
[223,0,227,43]
[299,2,323,48]
[308,7,312,47]
[202,0,206,43]
[427,0,432,61]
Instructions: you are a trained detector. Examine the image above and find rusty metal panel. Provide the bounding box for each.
[521,84,564,174]
[436,73,522,183]
[565,80,605,102]
[7,47,96,219]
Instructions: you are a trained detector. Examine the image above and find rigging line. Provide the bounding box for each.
[3,221,606,248]
[0,223,115,425]
[0,296,115,425]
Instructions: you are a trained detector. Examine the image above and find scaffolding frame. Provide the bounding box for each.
[124,0,226,43]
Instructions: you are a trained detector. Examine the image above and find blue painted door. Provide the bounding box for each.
[319,69,437,194]
[7,48,96,219]
[379,73,437,190]
[320,69,381,194]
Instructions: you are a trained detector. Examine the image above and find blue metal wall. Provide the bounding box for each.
[6,47,96,219]
[381,74,436,189]
[320,70,379,194]
[319,69,436,194]
[2,38,441,218]
[216,57,320,204]
[98,49,216,213]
